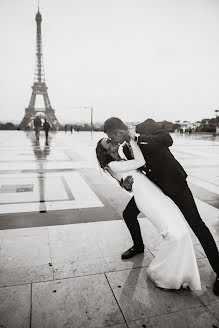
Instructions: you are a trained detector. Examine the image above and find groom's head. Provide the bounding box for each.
[104,117,129,144]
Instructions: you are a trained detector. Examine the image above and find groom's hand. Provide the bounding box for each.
[120,176,133,192]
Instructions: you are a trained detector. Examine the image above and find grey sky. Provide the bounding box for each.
[1,0,219,124]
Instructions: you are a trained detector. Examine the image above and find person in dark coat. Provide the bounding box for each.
[43,119,50,144]
[34,116,42,140]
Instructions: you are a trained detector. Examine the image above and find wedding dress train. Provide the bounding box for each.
[108,139,201,290]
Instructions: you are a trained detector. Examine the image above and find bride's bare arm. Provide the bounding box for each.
[108,140,145,173]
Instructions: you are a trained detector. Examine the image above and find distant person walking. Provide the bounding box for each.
[34,116,42,140]
[43,119,50,144]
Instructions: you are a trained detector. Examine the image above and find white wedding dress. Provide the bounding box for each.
[108,139,201,290]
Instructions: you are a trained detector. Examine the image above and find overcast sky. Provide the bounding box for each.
[1,0,219,124]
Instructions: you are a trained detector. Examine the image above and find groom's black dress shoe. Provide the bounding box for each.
[121,246,144,259]
[213,276,219,296]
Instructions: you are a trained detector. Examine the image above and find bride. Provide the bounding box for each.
[96,137,201,291]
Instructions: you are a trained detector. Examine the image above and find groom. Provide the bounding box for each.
[104,117,219,295]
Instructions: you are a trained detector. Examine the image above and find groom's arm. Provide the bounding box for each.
[138,129,173,149]
[136,119,173,151]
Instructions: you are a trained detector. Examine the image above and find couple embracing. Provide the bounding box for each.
[96,117,219,294]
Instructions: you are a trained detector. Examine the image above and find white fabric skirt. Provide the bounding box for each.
[132,172,201,290]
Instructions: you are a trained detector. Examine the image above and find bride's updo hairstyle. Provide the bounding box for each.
[96,139,115,169]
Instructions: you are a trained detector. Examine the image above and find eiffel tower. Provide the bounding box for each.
[20,7,59,130]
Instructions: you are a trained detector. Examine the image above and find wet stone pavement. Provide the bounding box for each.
[0,130,219,328]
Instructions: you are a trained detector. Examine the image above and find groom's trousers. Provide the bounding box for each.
[123,182,219,275]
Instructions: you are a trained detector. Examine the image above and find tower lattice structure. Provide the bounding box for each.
[20,8,59,130]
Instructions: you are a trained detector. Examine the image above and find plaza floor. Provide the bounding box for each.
[0,130,219,328]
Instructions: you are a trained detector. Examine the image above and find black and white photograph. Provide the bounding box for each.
[0,0,219,327]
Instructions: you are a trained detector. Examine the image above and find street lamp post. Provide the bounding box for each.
[90,107,93,138]
[68,106,94,138]
[83,106,94,139]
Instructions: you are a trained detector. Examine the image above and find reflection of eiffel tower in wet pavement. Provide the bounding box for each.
[20,6,59,130]
[31,136,51,213]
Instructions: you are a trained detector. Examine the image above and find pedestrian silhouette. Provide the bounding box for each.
[43,119,51,145]
[34,116,42,140]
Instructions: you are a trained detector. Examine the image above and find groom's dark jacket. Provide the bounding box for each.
[133,118,187,196]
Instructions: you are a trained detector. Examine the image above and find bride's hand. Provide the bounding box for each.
[120,176,133,192]
[128,126,136,140]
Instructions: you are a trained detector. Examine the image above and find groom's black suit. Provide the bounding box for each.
[123,118,219,275]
